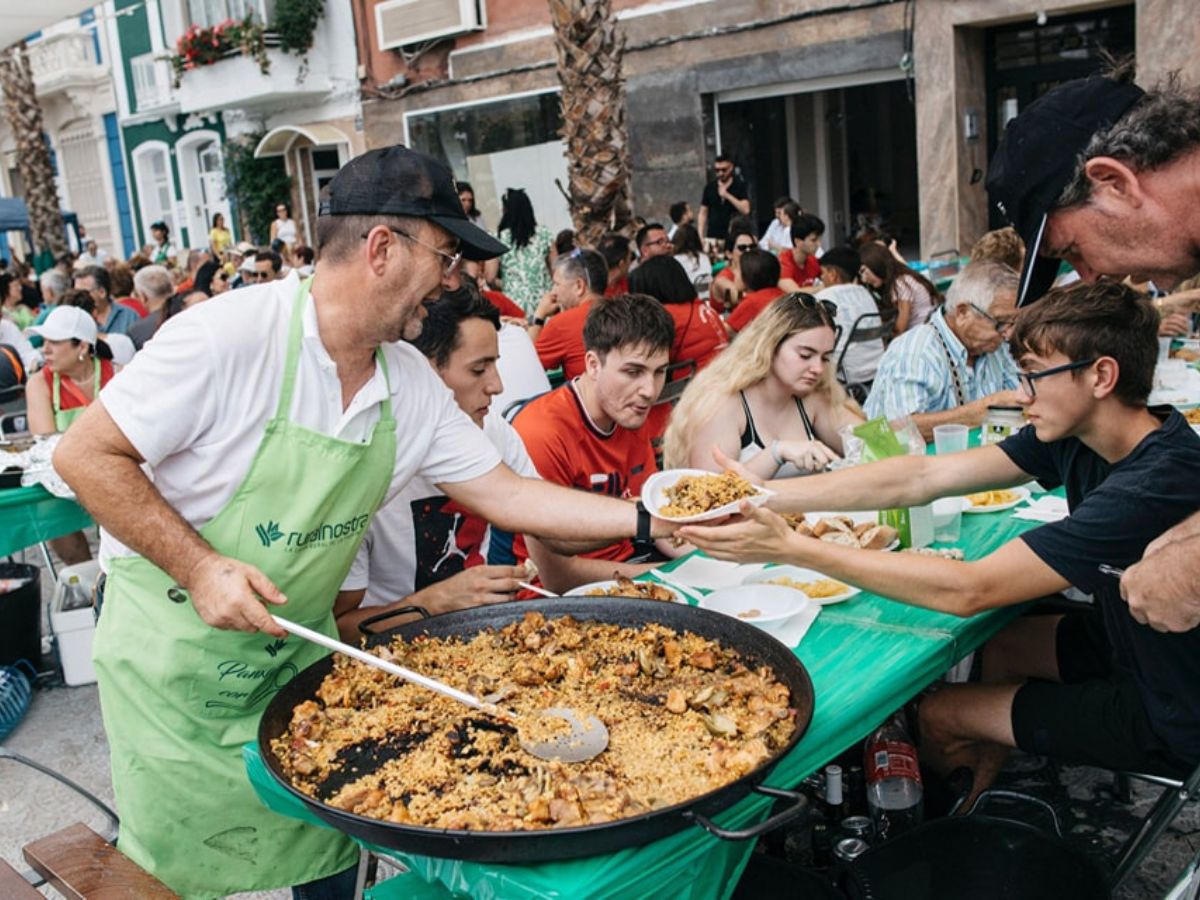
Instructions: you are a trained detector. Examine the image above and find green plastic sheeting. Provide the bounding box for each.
[0,485,93,557]
[245,474,1055,898]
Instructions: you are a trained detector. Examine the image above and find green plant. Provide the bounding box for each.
[275,0,326,55]
[224,134,292,245]
[166,15,270,86]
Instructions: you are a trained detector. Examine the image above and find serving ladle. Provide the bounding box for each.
[272,615,609,763]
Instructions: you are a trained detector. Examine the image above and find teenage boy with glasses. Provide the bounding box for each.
[683,279,1200,806]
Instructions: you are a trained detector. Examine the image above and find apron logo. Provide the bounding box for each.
[255,520,284,547]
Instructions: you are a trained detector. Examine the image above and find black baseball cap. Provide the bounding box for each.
[321,146,508,261]
[985,75,1144,306]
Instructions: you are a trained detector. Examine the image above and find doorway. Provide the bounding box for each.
[717,76,919,254]
[177,132,231,249]
[985,6,1135,228]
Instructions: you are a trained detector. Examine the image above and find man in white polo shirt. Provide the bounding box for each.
[54,146,675,899]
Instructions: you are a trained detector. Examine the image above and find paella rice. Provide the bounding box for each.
[659,471,759,518]
[272,612,798,832]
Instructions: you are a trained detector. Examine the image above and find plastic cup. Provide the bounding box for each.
[932,424,969,455]
[1159,336,1173,362]
[932,496,964,543]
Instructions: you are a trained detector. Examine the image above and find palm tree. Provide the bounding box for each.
[0,42,67,270]
[549,0,633,246]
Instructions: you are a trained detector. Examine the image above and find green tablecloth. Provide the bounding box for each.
[0,485,93,558]
[244,486,1051,899]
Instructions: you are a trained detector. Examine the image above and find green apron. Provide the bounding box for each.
[52,358,101,432]
[93,280,396,899]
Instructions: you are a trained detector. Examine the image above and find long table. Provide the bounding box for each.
[0,485,93,558]
[245,493,1048,899]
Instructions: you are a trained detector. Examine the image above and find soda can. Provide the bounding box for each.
[840,815,874,841]
[833,837,870,864]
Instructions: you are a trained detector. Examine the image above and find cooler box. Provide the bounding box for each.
[51,560,100,686]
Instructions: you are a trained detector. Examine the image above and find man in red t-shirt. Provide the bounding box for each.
[530,249,608,379]
[599,233,633,297]
[728,249,784,333]
[779,212,825,292]
[514,294,680,587]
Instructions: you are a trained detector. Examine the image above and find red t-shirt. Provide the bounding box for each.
[605,275,629,298]
[44,358,116,411]
[535,300,591,379]
[115,297,149,318]
[665,300,728,371]
[779,250,821,287]
[728,286,785,333]
[482,289,525,320]
[513,381,656,564]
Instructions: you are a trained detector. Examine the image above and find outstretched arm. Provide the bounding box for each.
[54,401,288,636]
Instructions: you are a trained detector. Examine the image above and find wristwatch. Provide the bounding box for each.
[635,499,653,547]
[532,316,548,327]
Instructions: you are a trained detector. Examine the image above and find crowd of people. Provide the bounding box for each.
[0,64,1195,898]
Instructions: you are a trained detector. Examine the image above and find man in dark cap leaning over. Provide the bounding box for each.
[54,146,680,898]
[987,69,1200,630]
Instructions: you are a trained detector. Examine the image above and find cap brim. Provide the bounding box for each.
[430,215,509,262]
[1016,213,1063,307]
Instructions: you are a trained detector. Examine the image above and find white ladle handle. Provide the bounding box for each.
[273,615,486,712]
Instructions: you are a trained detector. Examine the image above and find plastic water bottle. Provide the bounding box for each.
[61,574,91,612]
[864,713,924,841]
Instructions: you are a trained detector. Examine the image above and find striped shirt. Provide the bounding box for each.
[864,307,1018,420]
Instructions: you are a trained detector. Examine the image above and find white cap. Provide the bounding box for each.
[28,306,98,345]
[104,332,136,366]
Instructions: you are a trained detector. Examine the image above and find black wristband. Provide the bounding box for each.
[532,316,548,327]
[635,500,652,546]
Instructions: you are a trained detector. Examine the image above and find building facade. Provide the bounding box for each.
[107,0,366,254]
[1,7,132,261]
[352,0,1197,260]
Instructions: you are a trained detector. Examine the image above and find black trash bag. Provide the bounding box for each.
[0,562,41,668]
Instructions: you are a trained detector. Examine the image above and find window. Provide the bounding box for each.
[130,54,171,111]
[406,91,563,174]
[186,0,266,29]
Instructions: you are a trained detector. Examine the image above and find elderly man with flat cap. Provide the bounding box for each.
[54,147,679,898]
[988,71,1200,632]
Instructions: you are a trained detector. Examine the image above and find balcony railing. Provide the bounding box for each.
[29,32,106,93]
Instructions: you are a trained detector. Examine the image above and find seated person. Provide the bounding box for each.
[462,259,526,320]
[513,294,681,586]
[663,292,863,479]
[530,249,608,379]
[969,226,1025,272]
[599,233,633,297]
[630,255,730,443]
[865,259,1022,441]
[334,287,543,640]
[681,281,1200,803]
[710,220,758,312]
[760,198,800,254]
[26,304,117,565]
[671,224,712,295]
[727,249,784,333]
[815,246,885,388]
[628,255,728,371]
[778,213,825,292]
[858,241,941,334]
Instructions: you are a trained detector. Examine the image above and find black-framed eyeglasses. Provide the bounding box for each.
[385,227,462,275]
[968,302,1016,334]
[1017,357,1098,397]
[643,237,672,249]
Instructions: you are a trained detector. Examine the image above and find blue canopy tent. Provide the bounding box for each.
[0,197,81,272]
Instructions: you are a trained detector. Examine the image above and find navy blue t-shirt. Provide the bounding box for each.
[999,408,1200,763]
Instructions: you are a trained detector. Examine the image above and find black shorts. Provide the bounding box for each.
[1010,611,1191,778]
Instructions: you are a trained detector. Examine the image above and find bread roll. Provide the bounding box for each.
[820,531,860,547]
[860,525,898,550]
